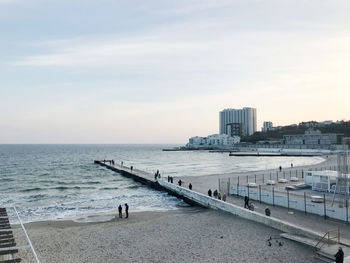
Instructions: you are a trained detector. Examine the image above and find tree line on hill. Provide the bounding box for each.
[241,120,350,143]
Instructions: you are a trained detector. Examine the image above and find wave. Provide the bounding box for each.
[21,187,43,192]
[28,194,48,200]
[84,181,101,185]
[0,178,14,182]
[100,187,119,190]
[127,185,140,189]
[51,186,96,191]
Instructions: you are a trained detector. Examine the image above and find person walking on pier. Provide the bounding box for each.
[189,183,192,190]
[222,193,226,202]
[213,189,218,198]
[244,196,250,209]
[125,203,129,219]
[170,177,173,184]
[178,180,182,186]
[118,204,122,218]
[265,207,271,217]
[335,247,344,263]
[130,166,133,172]
[208,189,212,197]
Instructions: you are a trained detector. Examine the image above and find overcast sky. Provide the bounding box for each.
[1,0,350,144]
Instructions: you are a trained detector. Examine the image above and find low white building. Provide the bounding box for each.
[305,170,338,192]
[187,134,240,148]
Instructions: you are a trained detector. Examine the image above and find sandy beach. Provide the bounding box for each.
[22,207,319,263]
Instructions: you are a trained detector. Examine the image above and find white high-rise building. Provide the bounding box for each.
[219,107,257,136]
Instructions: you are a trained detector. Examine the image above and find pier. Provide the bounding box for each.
[95,159,350,261]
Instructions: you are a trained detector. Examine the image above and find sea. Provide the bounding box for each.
[0,144,325,223]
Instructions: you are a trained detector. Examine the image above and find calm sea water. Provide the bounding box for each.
[0,144,324,222]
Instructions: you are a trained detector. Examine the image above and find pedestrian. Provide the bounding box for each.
[208,189,212,197]
[265,207,271,217]
[218,192,221,200]
[244,196,249,208]
[222,193,226,202]
[178,180,182,186]
[170,177,173,184]
[154,173,157,180]
[291,163,293,168]
[335,247,344,263]
[125,203,129,219]
[279,166,282,172]
[168,176,170,182]
[131,166,133,172]
[121,161,123,167]
[118,204,122,218]
[213,189,218,198]
[189,183,192,190]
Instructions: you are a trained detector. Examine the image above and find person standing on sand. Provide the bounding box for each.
[335,247,344,263]
[118,205,122,218]
[125,203,129,219]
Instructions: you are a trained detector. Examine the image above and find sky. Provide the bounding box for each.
[1,0,350,144]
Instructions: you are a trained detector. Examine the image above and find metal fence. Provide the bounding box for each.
[226,165,341,186]
[226,184,350,223]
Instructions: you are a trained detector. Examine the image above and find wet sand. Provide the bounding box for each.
[24,207,318,263]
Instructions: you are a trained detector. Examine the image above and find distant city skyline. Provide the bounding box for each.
[1,1,350,144]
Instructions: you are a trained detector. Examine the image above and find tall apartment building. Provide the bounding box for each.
[219,107,257,136]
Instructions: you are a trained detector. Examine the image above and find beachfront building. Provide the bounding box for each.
[226,123,244,137]
[262,121,273,132]
[304,170,350,194]
[283,129,345,150]
[187,134,240,148]
[219,107,257,136]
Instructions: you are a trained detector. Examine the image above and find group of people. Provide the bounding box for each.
[118,203,129,219]
[103,159,115,165]
[120,161,133,171]
[167,176,174,183]
[207,189,227,201]
[154,170,162,180]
